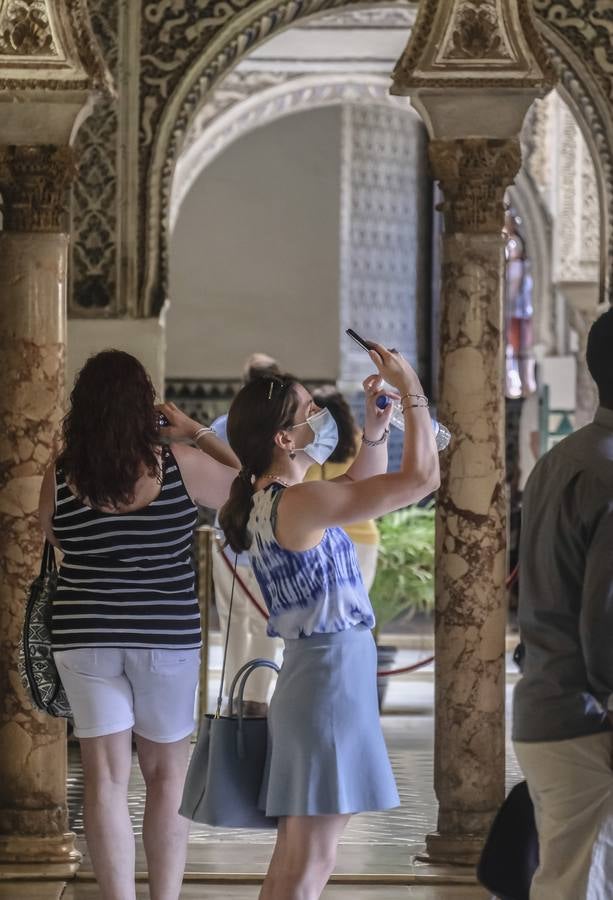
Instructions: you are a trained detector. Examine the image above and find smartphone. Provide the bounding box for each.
[345,328,375,353]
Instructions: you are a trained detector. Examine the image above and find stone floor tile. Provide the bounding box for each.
[61,885,490,899]
[0,883,66,900]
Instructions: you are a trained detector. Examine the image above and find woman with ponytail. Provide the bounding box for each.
[171,342,439,900]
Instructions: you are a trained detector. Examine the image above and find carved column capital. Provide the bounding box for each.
[0,145,76,232]
[429,137,521,232]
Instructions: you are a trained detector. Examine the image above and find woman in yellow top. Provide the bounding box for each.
[304,385,380,589]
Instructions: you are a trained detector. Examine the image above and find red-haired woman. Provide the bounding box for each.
[38,350,237,900]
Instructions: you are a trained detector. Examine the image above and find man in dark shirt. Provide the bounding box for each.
[513,308,613,898]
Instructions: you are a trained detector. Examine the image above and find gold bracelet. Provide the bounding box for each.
[401,399,429,413]
[400,391,429,405]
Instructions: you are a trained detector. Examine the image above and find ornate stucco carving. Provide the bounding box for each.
[302,4,416,27]
[69,0,119,314]
[62,0,613,316]
[171,72,411,232]
[392,0,556,91]
[0,0,57,56]
[430,138,522,232]
[547,43,612,304]
[441,1,514,63]
[0,144,76,231]
[533,0,613,104]
[339,104,429,381]
[139,0,383,315]
[0,0,113,92]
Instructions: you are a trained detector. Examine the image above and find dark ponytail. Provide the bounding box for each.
[219,374,299,553]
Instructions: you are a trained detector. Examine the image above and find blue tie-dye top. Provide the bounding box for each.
[247,484,375,639]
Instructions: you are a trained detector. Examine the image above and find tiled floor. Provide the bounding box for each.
[0,884,490,899]
[3,669,516,898]
[59,885,490,898]
[66,679,521,882]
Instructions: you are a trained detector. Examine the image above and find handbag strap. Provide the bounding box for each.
[228,658,280,715]
[215,552,238,719]
[40,540,57,578]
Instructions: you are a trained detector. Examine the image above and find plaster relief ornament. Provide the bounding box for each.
[445,0,512,62]
[0,0,57,55]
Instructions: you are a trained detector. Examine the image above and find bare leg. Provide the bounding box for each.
[258,819,287,900]
[135,734,192,900]
[79,729,135,900]
[260,814,350,900]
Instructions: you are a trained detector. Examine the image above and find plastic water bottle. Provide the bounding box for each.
[376,395,451,452]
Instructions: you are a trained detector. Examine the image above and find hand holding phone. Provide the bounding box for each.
[346,328,420,393]
[346,328,375,353]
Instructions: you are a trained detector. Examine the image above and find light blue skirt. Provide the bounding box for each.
[259,625,400,817]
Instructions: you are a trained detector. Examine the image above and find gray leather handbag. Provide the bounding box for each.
[179,555,279,828]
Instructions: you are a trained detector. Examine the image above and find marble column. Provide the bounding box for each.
[0,145,80,875]
[426,138,522,864]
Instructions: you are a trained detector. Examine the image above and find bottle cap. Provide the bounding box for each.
[376,395,391,410]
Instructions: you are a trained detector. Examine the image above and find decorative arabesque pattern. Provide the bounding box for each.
[0,144,76,231]
[441,0,513,62]
[64,0,613,316]
[533,0,613,103]
[139,0,383,316]
[339,104,428,381]
[171,72,410,231]
[69,0,119,313]
[0,0,57,55]
[339,105,429,470]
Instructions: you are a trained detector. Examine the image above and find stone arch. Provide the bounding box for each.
[169,73,422,233]
[140,0,613,316]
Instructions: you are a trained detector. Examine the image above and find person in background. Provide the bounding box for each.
[39,350,237,900]
[211,352,284,715]
[513,308,613,898]
[304,384,379,590]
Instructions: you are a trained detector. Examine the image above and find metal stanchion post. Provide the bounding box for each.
[196,525,214,731]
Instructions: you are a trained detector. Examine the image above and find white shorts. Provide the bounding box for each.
[54,647,201,742]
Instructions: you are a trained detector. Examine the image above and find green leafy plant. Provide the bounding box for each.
[370,503,435,643]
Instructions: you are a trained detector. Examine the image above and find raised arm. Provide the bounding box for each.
[276,345,440,550]
[169,443,238,510]
[157,401,240,469]
[157,402,240,509]
[340,374,395,482]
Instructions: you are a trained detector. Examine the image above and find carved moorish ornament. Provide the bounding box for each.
[392,0,556,92]
[442,0,513,63]
[64,0,613,316]
[430,138,522,232]
[0,0,112,92]
[0,144,76,231]
[0,0,57,56]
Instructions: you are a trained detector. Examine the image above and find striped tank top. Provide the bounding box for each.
[51,447,201,651]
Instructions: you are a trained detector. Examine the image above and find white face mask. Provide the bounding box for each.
[291,408,338,465]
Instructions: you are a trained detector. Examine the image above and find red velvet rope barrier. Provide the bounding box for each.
[216,543,269,620]
[214,543,436,677]
[215,541,518,678]
[376,656,435,677]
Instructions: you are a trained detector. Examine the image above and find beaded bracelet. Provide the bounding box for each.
[400,392,429,406]
[401,401,429,412]
[362,428,390,447]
